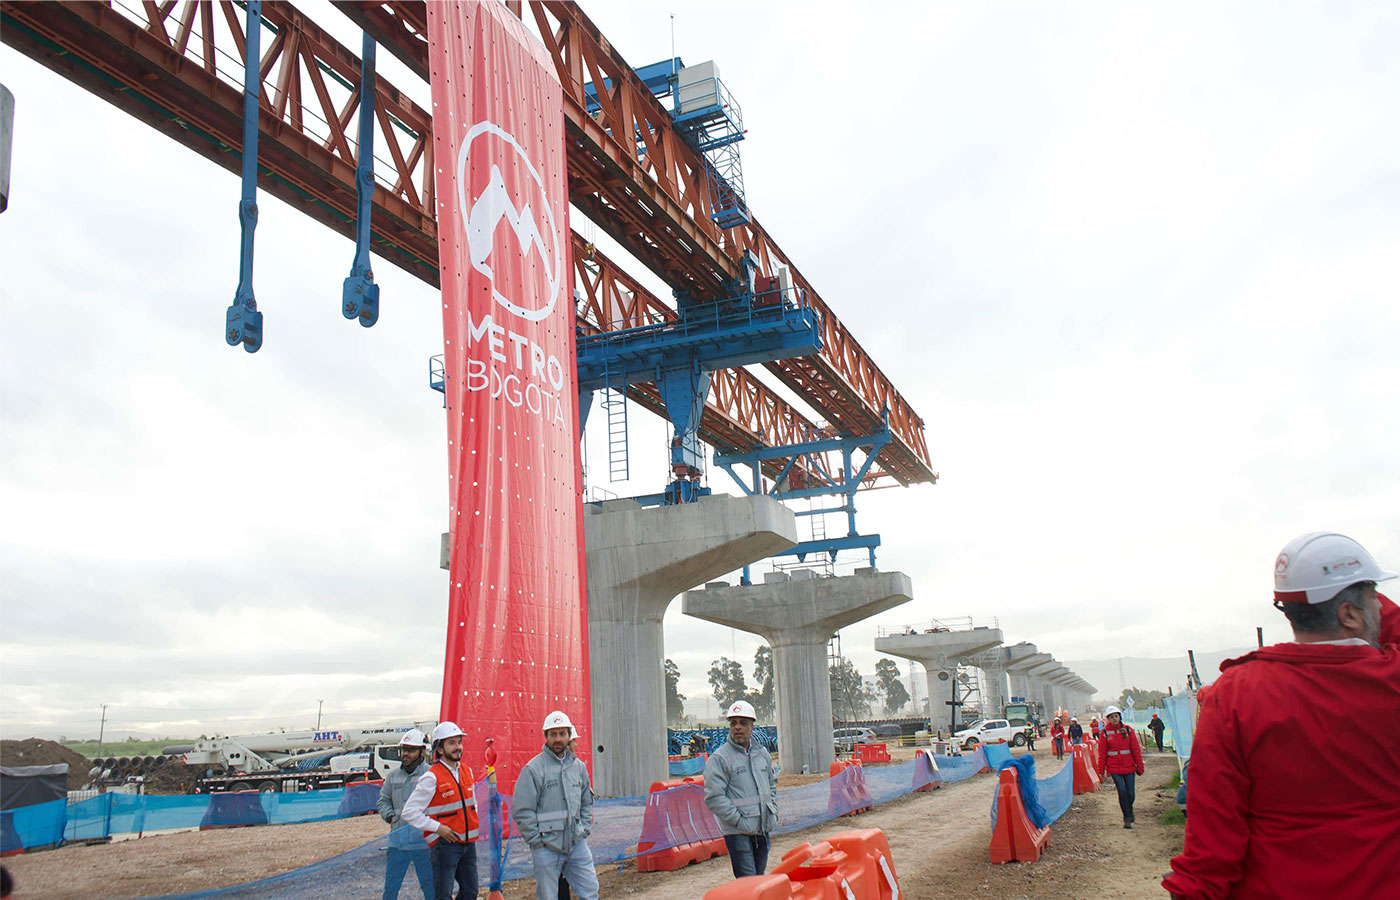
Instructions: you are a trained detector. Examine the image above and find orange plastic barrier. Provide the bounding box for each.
[635,775,726,872]
[989,767,1051,863]
[827,760,873,816]
[912,749,942,792]
[1071,744,1101,794]
[852,743,891,764]
[702,828,902,900]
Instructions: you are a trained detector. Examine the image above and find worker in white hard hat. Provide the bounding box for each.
[1095,706,1144,828]
[703,700,778,879]
[401,721,479,900]
[1164,533,1400,900]
[1068,716,1084,745]
[511,711,598,900]
[376,728,434,900]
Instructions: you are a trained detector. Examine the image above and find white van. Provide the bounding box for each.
[953,719,1016,750]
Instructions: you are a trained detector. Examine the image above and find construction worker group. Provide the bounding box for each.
[370,531,1397,900]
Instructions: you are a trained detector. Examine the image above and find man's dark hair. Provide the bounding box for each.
[1277,581,1374,634]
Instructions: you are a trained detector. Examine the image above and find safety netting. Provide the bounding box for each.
[667,727,778,755]
[116,746,1014,900]
[1162,693,1196,760]
[988,754,1074,829]
[63,782,382,842]
[1121,706,1174,749]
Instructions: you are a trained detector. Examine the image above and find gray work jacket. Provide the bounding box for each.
[511,747,594,853]
[377,760,432,824]
[378,759,434,851]
[704,737,778,836]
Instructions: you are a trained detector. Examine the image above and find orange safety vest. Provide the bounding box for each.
[421,760,479,846]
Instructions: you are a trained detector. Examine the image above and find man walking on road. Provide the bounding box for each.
[377,728,435,900]
[402,721,479,900]
[1163,532,1400,900]
[1096,705,1144,828]
[1147,713,1165,752]
[704,701,778,878]
[512,711,597,900]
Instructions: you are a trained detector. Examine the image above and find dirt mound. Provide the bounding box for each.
[0,739,93,790]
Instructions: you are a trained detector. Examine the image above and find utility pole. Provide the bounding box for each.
[1256,627,1264,648]
[316,699,324,731]
[97,704,109,756]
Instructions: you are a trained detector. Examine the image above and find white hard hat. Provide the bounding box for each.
[398,728,428,748]
[1104,706,1122,718]
[430,721,466,743]
[542,710,574,733]
[1274,532,1396,605]
[725,700,757,720]
[1070,717,1078,722]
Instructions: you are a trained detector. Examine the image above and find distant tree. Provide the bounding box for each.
[664,658,687,724]
[829,658,876,722]
[708,657,749,710]
[874,659,911,715]
[1117,687,1170,710]
[750,645,775,720]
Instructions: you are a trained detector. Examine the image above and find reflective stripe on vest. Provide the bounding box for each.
[422,761,480,846]
[1108,749,1129,756]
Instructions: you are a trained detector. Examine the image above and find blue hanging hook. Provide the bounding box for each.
[226,0,264,352]
[342,33,380,328]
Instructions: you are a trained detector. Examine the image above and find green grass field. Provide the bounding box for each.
[63,739,193,758]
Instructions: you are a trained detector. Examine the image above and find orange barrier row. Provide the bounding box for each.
[912,749,942,792]
[852,743,891,764]
[827,760,873,816]
[988,767,1051,863]
[635,775,726,872]
[1071,744,1101,795]
[702,828,902,900]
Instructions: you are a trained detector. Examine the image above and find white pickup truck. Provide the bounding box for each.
[953,718,1018,750]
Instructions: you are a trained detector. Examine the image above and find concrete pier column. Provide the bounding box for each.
[585,495,797,797]
[874,624,1003,732]
[683,569,913,776]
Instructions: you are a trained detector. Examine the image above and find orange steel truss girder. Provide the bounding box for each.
[334,0,934,486]
[3,0,932,485]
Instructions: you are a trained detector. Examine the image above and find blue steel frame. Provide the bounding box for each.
[714,411,893,569]
[341,33,380,328]
[576,272,821,493]
[225,0,263,352]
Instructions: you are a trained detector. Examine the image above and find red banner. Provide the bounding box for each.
[426,1,588,788]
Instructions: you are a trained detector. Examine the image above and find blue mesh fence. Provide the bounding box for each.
[63,782,382,842]
[989,755,1073,829]
[667,727,777,755]
[116,746,1015,900]
[1162,694,1195,760]
[1122,707,1173,748]
[1,799,66,855]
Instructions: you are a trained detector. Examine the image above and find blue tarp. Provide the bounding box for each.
[1163,693,1195,760]
[666,756,705,777]
[990,755,1074,829]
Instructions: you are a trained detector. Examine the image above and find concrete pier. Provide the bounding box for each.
[1005,644,1051,705]
[875,623,1003,731]
[683,569,913,776]
[585,495,797,797]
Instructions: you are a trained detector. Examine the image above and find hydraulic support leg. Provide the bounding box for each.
[342,33,380,327]
[225,0,263,353]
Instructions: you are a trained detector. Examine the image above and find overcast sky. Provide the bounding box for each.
[2,2,1397,741]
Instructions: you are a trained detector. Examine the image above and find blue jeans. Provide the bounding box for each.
[723,833,770,878]
[384,846,434,900]
[1110,772,1137,821]
[529,842,598,900]
[430,839,478,900]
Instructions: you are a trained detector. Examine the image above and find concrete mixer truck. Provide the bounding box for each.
[180,720,436,794]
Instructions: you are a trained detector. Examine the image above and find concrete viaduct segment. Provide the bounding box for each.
[874,623,1004,723]
[583,494,798,797]
[683,569,914,776]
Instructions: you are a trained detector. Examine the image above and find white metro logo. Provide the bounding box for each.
[456,121,563,322]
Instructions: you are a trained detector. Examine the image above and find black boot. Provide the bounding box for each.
[1124,818,1133,829]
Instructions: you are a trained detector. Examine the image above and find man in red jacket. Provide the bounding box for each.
[1163,532,1400,900]
[1095,705,1144,828]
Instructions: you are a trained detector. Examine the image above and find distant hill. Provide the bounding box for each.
[1065,648,1253,701]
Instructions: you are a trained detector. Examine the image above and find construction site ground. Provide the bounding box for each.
[5,750,1182,900]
